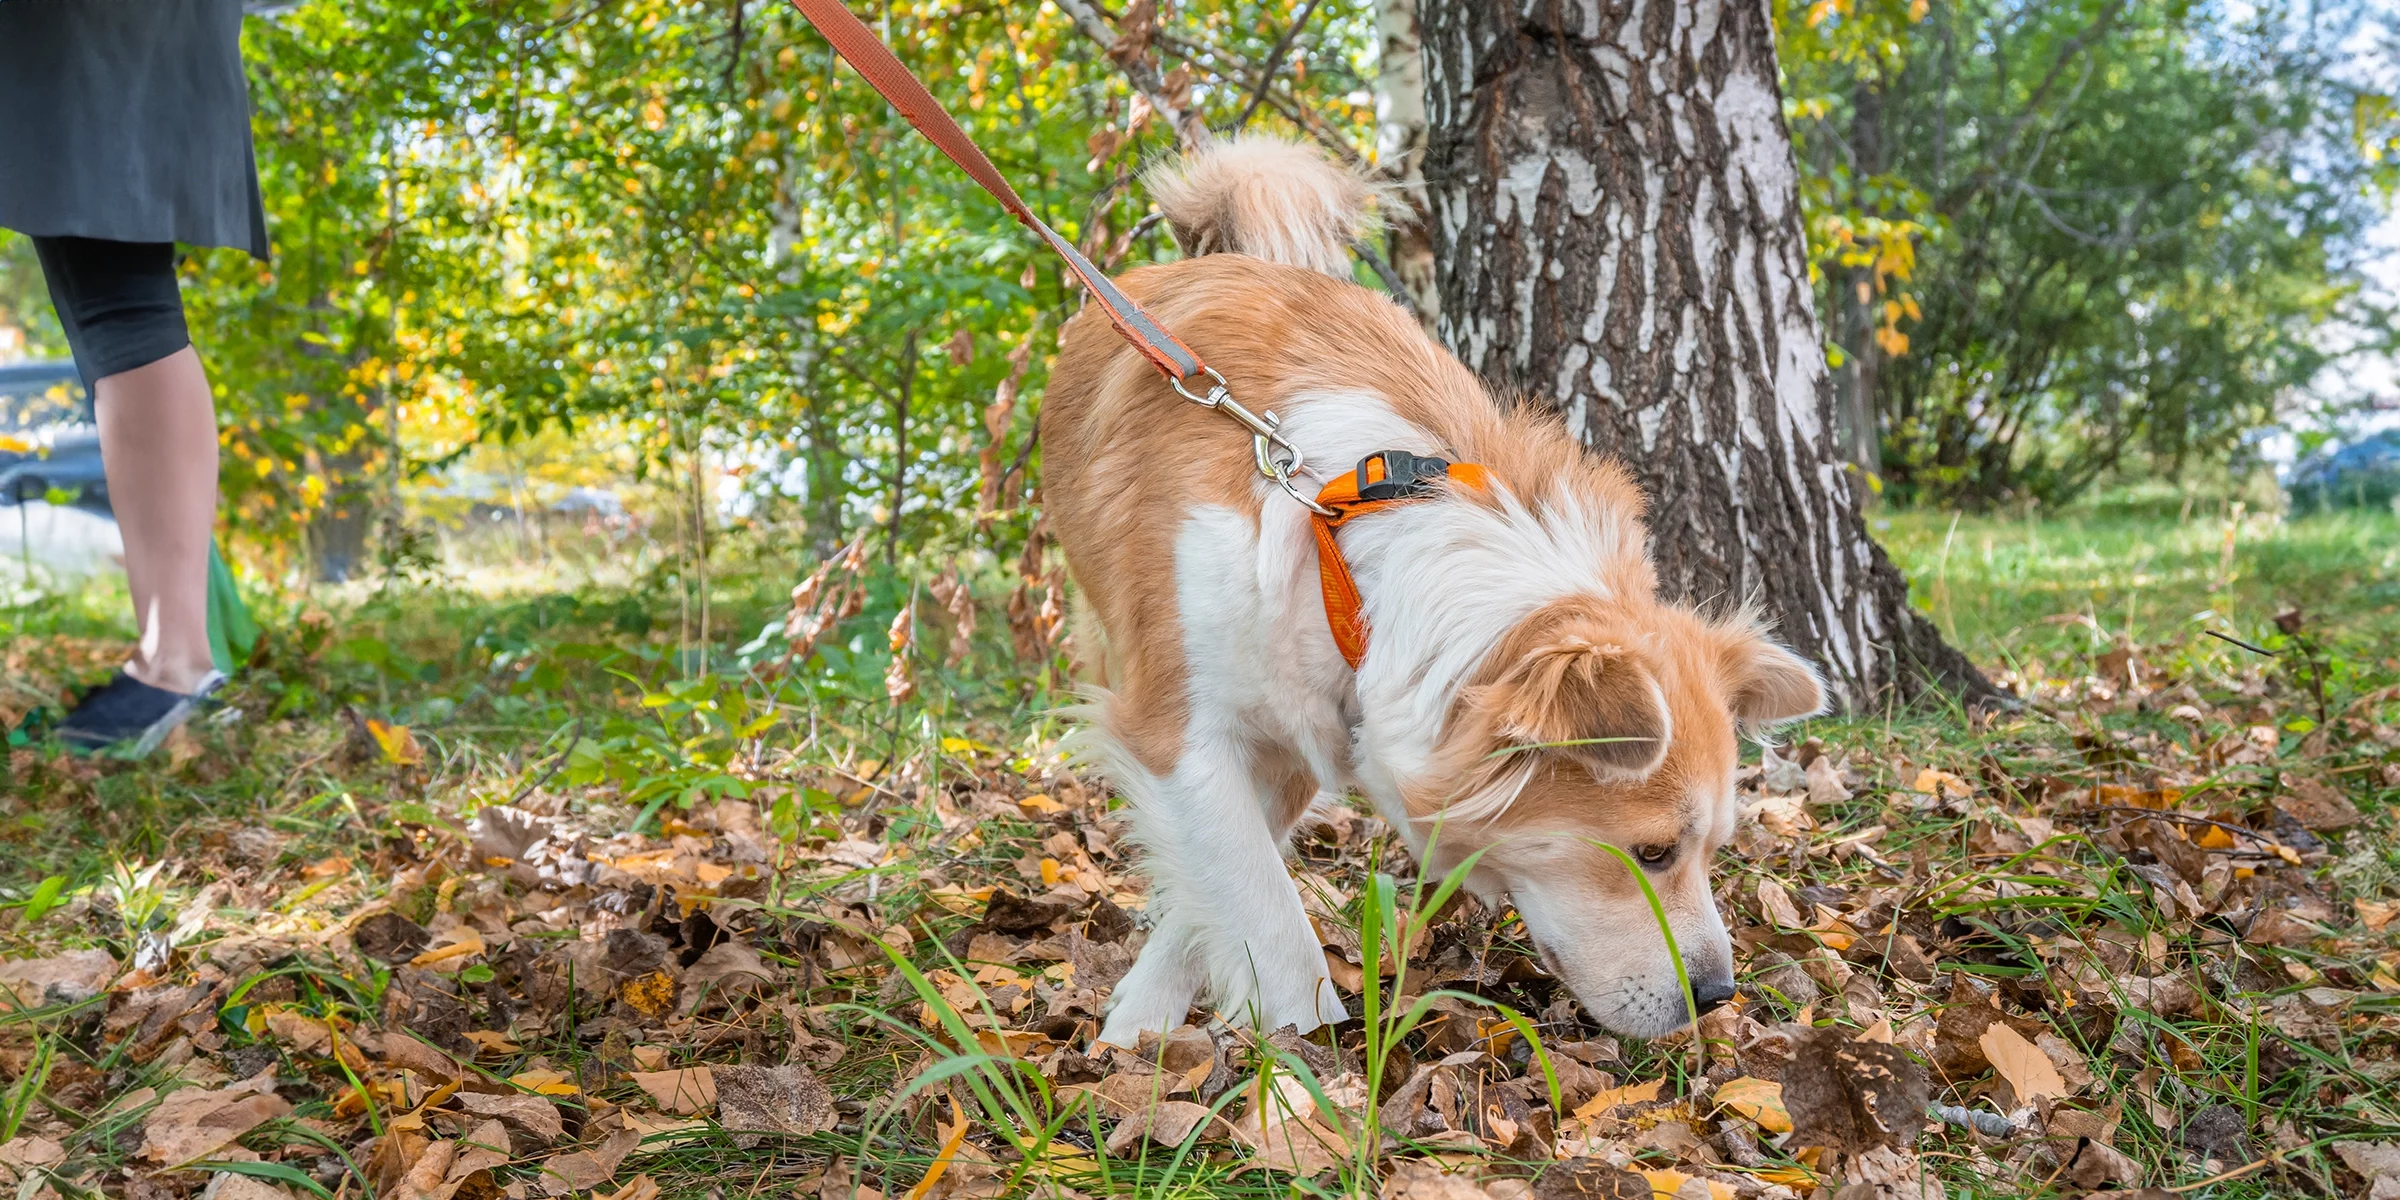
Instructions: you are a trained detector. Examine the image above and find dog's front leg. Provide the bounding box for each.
[1097,737,1347,1046]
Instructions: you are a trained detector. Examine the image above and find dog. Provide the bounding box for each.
[1038,137,1828,1048]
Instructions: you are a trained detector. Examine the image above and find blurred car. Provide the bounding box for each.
[0,359,108,511]
[2287,429,2400,513]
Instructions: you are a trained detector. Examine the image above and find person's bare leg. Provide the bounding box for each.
[93,346,219,695]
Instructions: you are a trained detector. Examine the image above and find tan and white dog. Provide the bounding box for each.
[1040,138,1828,1048]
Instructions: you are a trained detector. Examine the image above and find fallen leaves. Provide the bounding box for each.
[625,1067,715,1115]
[1781,1027,1929,1154]
[713,1064,837,1147]
[1978,1022,2067,1106]
[0,949,118,1008]
[1709,1076,1790,1134]
[139,1073,293,1166]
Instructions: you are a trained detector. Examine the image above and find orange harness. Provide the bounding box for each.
[1312,451,1492,668]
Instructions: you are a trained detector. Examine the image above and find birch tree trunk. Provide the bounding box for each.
[1417,0,1993,707]
[1374,0,1441,328]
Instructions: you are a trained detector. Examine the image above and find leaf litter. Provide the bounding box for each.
[0,621,2395,1199]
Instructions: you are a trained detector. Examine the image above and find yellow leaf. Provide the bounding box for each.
[1638,1168,1735,1200]
[619,970,679,1019]
[1712,1076,1791,1134]
[1017,793,1063,816]
[904,1097,969,1200]
[1571,1077,1663,1120]
[366,719,424,766]
[1979,1023,2066,1104]
[408,927,484,968]
[2197,826,2236,849]
[507,1069,581,1096]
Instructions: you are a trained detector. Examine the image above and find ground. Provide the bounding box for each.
[0,505,2397,1200]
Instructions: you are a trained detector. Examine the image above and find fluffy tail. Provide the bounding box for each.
[1144,136,1376,278]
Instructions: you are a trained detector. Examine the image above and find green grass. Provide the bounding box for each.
[0,506,2395,1198]
[1880,506,2400,666]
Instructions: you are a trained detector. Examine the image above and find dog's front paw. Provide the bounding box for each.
[1092,954,1199,1050]
[1253,972,1350,1036]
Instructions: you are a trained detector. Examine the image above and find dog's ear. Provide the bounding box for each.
[1481,633,1671,778]
[1717,626,1827,732]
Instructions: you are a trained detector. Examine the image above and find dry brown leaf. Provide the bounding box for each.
[1783,1028,1929,1153]
[393,1138,457,1200]
[713,1064,836,1148]
[2276,777,2360,831]
[626,1068,716,1116]
[0,949,118,1008]
[1380,1160,1507,1198]
[452,1091,564,1145]
[0,1137,64,1171]
[263,1009,334,1056]
[537,1127,639,1197]
[598,1175,660,1200]
[2334,1141,2400,1200]
[1104,1099,1222,1155]
[203,1175,294,1200]
[1757,879,1804,929]
[140,1076,294,1165]
[383,1033,465,1081]
[1981,1022,2067,1105]
[444,1119,512,1190]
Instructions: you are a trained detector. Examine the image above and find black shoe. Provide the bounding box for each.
[57,670,226,757]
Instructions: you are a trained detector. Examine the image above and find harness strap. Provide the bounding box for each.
[1312,451,1493,668]
[786,0,1210,387]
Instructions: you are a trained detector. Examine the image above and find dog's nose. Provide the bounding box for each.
[1689,977,1739,1016]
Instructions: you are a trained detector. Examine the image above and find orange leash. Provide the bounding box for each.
[1311,452,1492,667]
[786,0,1207,385]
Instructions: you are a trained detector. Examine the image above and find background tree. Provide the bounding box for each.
[1797,0,2382,508]
[1414,0,1991,707]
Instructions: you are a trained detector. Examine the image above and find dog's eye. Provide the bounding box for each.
[1633,843,1676,868]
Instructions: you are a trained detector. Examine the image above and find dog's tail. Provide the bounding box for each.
[1144,135,1376,278]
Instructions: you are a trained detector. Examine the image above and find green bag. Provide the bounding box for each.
[205,540,258,675]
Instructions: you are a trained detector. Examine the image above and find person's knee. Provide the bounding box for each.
[31,237,191,388]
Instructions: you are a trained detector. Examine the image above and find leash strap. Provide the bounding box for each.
[786,0,1209,386]
[1313,451,1493,668]
[788,3,1495,668]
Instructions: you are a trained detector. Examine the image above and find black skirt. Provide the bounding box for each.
[0,0,270,260]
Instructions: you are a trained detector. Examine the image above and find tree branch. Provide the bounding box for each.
[1050,0,1215,150]
[1229,0,1325,131]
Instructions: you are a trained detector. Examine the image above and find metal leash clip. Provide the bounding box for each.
[1171,368,1336,516]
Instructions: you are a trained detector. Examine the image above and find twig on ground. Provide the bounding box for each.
[506,715,586,807]
[1927,1102,2021,1137]
[2205,629,2277,657]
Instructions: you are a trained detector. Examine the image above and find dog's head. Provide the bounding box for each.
[1407,596,1824,1037]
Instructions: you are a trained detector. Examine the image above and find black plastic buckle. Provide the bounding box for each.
[1355,450,1453,502]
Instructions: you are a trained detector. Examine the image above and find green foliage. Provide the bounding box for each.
[149,0,1376,589]
[1781,0,2385,507]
